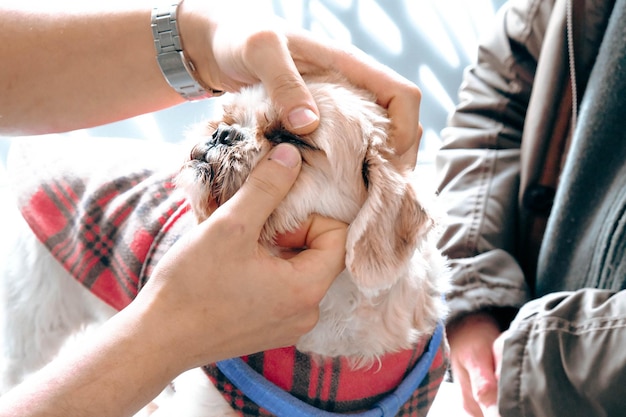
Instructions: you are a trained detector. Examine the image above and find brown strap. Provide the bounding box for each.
[537,77,573,190]
[525,79,572,283]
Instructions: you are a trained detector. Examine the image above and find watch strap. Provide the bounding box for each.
[151,3,223,100]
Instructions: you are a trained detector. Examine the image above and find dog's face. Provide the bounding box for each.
[177,74,433,296]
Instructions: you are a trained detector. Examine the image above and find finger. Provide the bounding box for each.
[387,103,422,173]
[274,228,310,250]
[370,78,422,172]
[453,366,485,417]
[218,143,302,235]
[468,364,499,416]
[287,35,422,169]
[288,217,347,290]
[492,331,508,382]
[244,29,320,134]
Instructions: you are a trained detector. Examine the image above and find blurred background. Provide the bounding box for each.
[1,0,507,232]
[0,0,506,168]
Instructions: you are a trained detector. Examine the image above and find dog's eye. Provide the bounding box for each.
[265,129,318,151]
[362,159,371,189]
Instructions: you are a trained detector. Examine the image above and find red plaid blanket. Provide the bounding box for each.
[8,136,447,416]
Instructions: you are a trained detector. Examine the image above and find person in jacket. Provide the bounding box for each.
[0,1,421,416]
[438,0,626,415]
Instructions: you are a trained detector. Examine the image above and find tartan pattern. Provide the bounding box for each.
[204,337,449,416]
[19,168,192,311]
[397,340,448,416]
[13,137,449,416]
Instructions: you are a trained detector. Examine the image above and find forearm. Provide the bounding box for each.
[0,1,183,135]
[0,300,185,417]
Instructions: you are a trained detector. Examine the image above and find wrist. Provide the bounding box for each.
[130,279,230,371]
[446,311,501,344]
[151,1,223,100]
[175,0,224,95]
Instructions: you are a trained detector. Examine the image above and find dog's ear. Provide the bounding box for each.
[345,147,433,296]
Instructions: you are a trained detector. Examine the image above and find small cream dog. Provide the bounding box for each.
[0,74,447,416]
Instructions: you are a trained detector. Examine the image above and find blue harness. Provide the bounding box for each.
[216,321,445,417]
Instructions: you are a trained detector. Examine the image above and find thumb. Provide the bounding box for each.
[262,67,319,135]
[220,143,302,233]
[245,30,319,134]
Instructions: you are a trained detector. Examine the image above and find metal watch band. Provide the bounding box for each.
[151,3,223,100]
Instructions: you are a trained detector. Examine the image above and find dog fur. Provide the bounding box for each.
[0,74,447,416]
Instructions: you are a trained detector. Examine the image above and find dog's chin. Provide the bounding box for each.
[176,76,449,368]
[181,161,297,247]
[179,142,261,221]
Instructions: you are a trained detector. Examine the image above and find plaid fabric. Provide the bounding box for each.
[9,136,193,310]
[19,169,191,310]
[204,337,448,416]
[9,137,448,416]
[396,340,448,417]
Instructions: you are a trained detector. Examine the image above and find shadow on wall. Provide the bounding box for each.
[0,0,506,166]
[273,0,506,162]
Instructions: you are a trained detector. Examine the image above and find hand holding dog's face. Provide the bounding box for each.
[178,74,427,291]
[272,214,348,260]
[178,74,447,361]
[178,75,377,239]
[143,143,348,368]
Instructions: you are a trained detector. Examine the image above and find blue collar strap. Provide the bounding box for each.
[216,321,444,417]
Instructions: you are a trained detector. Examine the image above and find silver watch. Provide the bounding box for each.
[151,3,223,100]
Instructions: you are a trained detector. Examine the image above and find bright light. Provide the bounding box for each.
[358,0,403,55]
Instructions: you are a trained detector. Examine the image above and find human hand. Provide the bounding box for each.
[177,0,422,170]
[136,143,348,371]
[492,329,508,389]
[447,313,502,417]
[0,143,346,417]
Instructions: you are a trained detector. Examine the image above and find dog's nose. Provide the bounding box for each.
[212,124,244,146]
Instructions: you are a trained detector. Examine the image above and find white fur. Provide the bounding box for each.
[1,75,448,416]
[0,209,117,389]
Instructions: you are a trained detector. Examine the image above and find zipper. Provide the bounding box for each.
[566,0,579,128]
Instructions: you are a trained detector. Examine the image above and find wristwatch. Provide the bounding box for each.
[151,3,223,100]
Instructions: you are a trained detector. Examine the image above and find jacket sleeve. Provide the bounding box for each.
[499,289,626,416]
[435,0,555,324]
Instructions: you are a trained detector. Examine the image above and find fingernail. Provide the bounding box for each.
[269,143,301,168]
[288,107,318,130]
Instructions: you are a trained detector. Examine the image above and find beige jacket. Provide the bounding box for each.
[436,0,613,323]
[436,0,626,415]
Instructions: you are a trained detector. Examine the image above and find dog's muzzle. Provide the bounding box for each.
[188,124,249,164]
[211,124,246,147]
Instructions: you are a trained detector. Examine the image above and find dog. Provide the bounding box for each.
[1,74,448,416]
